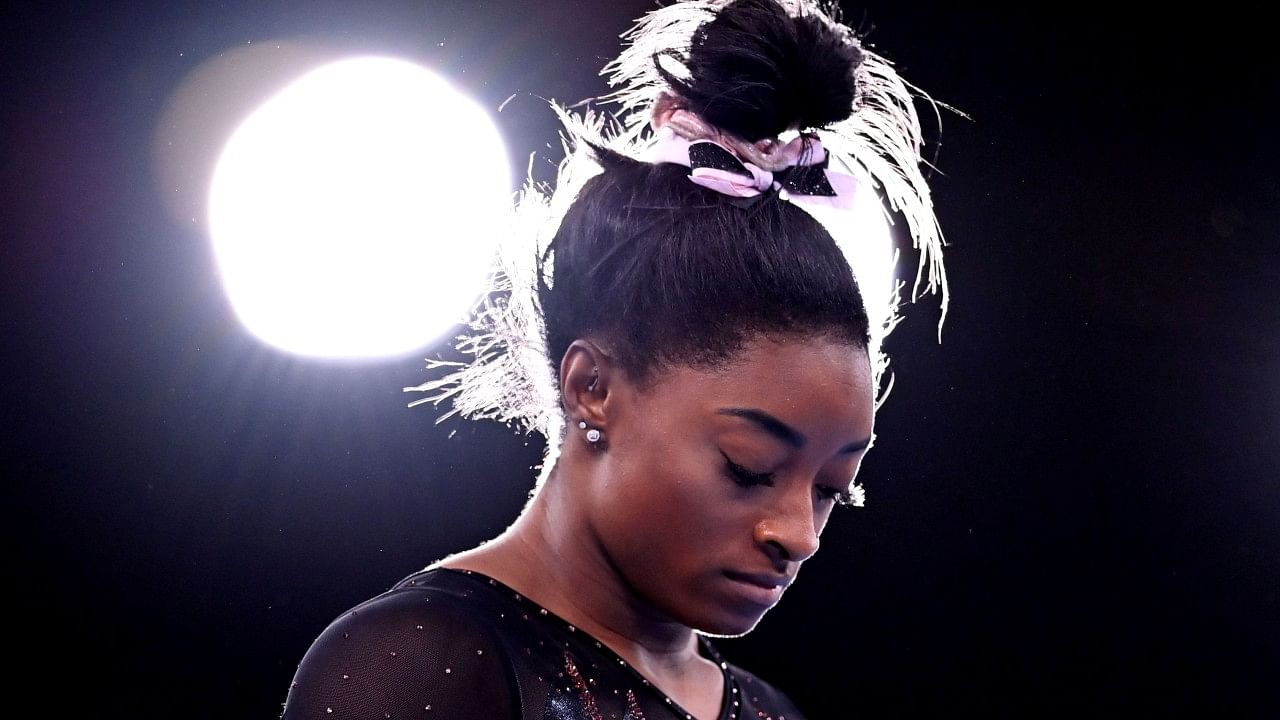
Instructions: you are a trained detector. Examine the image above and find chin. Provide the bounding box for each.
[696,616,763,638]
[688,603,769,638]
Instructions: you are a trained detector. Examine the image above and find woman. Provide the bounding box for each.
[282,0,947,717]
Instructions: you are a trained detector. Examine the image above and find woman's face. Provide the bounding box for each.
[589,333,875,636]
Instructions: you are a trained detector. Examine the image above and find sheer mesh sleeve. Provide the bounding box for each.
[731,665,809,720]
[281,586,519,719]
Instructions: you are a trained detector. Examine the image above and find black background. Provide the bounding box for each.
[4,1,1277,717]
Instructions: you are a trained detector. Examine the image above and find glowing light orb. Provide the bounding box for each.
[208,57,510,358]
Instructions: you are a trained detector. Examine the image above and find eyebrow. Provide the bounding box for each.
[715,407,871,454]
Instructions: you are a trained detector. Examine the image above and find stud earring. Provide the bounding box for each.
[577,420,601,443]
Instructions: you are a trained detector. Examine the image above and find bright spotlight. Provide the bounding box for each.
[208,57,510,358]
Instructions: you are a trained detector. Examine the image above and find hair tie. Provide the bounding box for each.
[648,123,860,210]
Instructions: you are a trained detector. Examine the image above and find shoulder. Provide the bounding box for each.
[282,569,518,719]
[700,636,808,718]
[728,662,809,720]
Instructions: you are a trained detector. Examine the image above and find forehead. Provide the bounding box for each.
[643,335,875,434]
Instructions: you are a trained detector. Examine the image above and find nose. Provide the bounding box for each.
[753,485,821,564]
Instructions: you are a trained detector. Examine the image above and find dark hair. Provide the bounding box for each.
[408,0,946,440]
[656,0,864,143]
[537,0,870,386]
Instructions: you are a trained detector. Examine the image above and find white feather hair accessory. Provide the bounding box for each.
[405,0,950,482]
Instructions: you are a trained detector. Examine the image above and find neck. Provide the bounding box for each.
[447,455,703,676]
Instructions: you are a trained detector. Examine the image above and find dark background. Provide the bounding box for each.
[4,1,1277,717]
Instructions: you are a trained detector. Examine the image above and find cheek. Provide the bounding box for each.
[602,429,739,561]
[814,505,836,538]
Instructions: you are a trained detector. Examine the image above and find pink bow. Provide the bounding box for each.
[648,127,859,210]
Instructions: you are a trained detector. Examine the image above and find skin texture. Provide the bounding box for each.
[439,332,875,718]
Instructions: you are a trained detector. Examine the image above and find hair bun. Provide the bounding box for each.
[655,0,864,142]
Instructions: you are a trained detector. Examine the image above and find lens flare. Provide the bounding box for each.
[208,57,510,358]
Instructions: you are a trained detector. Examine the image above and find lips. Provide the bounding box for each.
[724,570,791,590]
[722,570,790,608]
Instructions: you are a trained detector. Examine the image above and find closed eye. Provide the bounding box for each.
[818,486,857,507]
[721,452,775,487]
[723,452,856,507]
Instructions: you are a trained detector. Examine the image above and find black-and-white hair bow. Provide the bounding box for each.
[649,126,860,210]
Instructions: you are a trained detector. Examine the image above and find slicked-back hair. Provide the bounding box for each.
[537,144,870,387]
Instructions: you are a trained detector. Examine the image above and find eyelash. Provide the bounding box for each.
[721,454,855,507]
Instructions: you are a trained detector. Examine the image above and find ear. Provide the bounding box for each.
[649,90,679,131]
[559,339,615,433]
